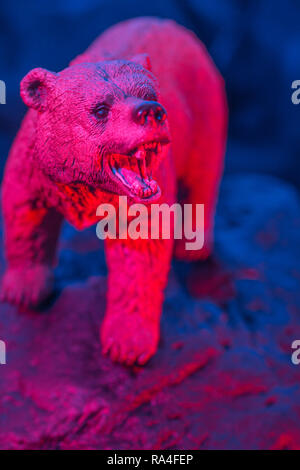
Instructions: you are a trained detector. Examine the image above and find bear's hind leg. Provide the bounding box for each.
[175,75,227,261]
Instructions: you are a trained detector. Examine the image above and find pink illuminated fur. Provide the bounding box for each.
[1,18,227,365]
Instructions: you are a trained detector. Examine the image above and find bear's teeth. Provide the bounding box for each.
[135,149,146,160]
[149,180,157,192]
[143,187,152,197]
[137,158,147,180]
[110,148,160,198]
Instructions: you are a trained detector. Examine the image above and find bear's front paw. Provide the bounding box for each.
[101,309,160,366]
[0,264,54,310]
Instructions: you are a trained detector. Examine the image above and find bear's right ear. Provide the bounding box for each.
[20,68,58,112]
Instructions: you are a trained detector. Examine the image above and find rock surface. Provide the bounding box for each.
[1,174,300,450]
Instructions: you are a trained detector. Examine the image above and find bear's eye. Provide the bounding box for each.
[93,104,110,120]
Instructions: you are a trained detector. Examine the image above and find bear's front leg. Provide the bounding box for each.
[101,236,173,365]
[1,171,63,310]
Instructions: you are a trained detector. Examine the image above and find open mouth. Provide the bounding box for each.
[108,140,169,199]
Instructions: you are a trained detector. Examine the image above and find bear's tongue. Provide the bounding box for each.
[110,148,159,198]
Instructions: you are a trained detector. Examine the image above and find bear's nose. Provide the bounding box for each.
[132,101,167,125]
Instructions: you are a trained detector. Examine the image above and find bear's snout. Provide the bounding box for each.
[132,100,167,126]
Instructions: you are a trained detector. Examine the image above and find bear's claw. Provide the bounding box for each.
[0,264,54,310]
[101,310,159,366]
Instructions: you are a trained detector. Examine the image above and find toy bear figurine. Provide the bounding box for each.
[1,17,227,365]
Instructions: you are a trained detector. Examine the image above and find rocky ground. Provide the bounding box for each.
[1,174,300,450]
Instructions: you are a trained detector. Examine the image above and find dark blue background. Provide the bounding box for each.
[1,2,300,449]
[0,0,299,186]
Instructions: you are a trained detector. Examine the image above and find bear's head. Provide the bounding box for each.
[20,55,171,202]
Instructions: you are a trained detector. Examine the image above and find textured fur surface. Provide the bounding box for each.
[1,17,227,365]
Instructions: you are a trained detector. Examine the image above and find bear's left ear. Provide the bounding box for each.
[20,67,58,112]
[130,53,152,72]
